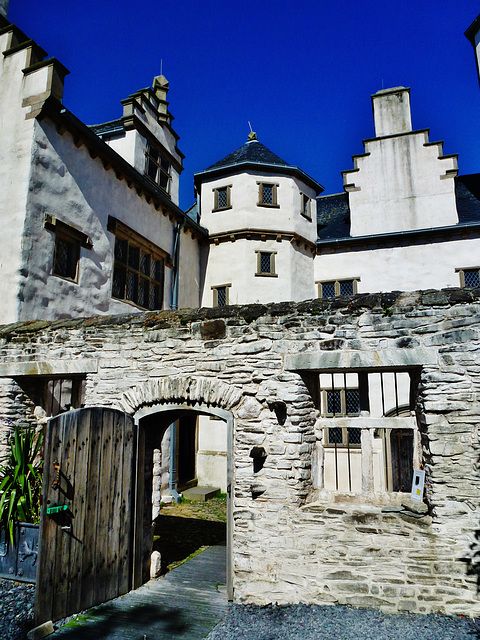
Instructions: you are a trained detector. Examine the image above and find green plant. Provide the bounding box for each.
[0,426,43,544]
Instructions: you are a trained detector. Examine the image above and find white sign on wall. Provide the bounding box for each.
[411,469,425,502]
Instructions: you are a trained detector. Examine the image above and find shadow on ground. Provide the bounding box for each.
[153,514,226,574]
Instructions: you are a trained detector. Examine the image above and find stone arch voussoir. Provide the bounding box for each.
[119,374,245,416]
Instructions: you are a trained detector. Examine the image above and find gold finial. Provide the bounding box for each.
[248,121,257,141]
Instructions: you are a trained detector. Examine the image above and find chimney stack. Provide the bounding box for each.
[371,87,412,137]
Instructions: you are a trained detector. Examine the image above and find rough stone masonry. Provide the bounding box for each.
[1,287,480,616]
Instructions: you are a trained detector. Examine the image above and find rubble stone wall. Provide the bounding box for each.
[0,288,480,615]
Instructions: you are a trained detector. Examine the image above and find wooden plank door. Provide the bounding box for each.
[34,407,135,625]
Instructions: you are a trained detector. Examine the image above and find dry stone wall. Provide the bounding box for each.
[0,288,480,615]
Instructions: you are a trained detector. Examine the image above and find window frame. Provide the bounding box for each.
[255,250,278,277]
[212,283,231,307]
[317,278,360,298]
[108,217,167,311]
[456,266,480,288]
[300,192,312,221]
[144,142,172,195]
[322,388,361,418]
[257,182,279,208]
[213,185,232,212]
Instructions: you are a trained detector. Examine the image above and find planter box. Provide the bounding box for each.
[0,522,39,583]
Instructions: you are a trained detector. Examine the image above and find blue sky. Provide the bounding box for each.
[8,0,480,210]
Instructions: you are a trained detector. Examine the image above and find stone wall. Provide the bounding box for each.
[1,288,480,615]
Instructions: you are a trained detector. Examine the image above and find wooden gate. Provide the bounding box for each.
[35,407,136,625]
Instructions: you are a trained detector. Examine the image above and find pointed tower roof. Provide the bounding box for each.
[194,136,324,195]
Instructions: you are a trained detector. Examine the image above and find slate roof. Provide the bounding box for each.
[316,192,351,240]
[206,139,289,170]
[195,138,324,194]
[455,174,480,224]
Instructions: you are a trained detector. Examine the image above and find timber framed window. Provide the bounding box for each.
[108,217,166,311]
[457,267,480,288]
[17,376,86,418]
[300,193,312,221]
[213,186,232,211]
[257,182,279,207]
[317,278,359,298]
[145,143,171,194]
[255,250,277,277]
[319,370,419,495]
[212,283,231,307]
[45,215,93,283]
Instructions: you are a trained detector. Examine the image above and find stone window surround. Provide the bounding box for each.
[212,185,232,212]
[456,266,480,288]
[255,250,277,277]
[212,283,231,307]
[44,214,93,284]
[316,278,360,298]
[257,182,279,208]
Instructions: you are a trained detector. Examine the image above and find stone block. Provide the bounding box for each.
[27,621,54,639]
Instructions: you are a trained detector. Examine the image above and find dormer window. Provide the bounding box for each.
[213,186,232,211]
[257,182,279,208]
[145,143,171,194]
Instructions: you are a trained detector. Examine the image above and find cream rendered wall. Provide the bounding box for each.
[199,171,316,306]
[0,35,38,323]
[196,415,227,492]
[177,228,202,309]
[314,237,480,295]
[202,239,314,306]
[103,129,137,167]
[200,171,317,241]
[18,118,178,320]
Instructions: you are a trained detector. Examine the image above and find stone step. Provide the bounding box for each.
[182,486,220,502]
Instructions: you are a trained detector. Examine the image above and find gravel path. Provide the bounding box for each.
[207,603,480,640]
[2,579,480,640]
[0,580,35,640]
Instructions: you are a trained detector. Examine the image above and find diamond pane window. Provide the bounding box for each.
[53,235,80,280]
[260,253,272,273]
[218,188,228,208]
[346,389,361,415]
[347,428,362,445]
[464,269,480,287]
[322,282,336,298]
[112,226,164,310]
[145,144,171,195]
[140,251,150,276]
[262,185,273,204]
[128,245,140,270]
[327,390,342,415]
[328,427,343,445]
[216,287,227,306]
[340,280,354,296]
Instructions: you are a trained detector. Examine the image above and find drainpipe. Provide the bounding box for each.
[169,217,184,502]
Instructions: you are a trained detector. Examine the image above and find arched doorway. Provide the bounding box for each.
[134,403,233,601]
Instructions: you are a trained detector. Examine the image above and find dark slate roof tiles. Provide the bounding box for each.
[206,140,289,170]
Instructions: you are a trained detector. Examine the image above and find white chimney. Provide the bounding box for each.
[371,87,412,137]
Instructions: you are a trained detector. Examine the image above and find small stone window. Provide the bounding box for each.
[145,143,171,194]
[212,284,231,307]
[300,193,311,220]
[255,250,277,277]
[108,217,167,311]
[457,267,480,288]
[257,182,279,207]
[317,279,359,298]
[45,215,92,283]
[213,186,231,211]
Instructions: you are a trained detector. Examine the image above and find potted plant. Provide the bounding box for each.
[0,426,43,582]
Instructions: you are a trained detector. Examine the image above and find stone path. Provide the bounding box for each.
[51,545,228,639]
